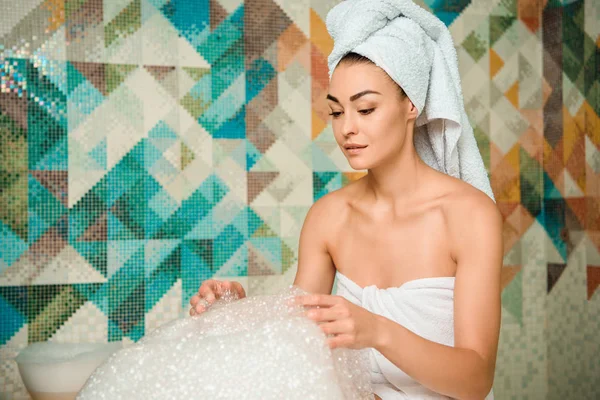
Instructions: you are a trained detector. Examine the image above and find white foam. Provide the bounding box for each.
[77,287,373,399]
[16,343,122,393]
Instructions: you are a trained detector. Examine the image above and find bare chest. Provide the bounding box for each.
[328,209,456,288]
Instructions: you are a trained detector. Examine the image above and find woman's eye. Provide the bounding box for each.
[359,108,375,115]
[329,111,343,118]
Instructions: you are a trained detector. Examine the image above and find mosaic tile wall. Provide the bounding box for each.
[0,0,598,398]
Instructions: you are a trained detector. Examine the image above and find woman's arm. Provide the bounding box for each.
[292,194,338,295]
[372,194,503,400]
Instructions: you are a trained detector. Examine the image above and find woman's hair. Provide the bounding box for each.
[339,52,407,99]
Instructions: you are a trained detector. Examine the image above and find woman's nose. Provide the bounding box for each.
[342,114,357,136]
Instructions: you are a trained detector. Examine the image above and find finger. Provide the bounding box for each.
[197,291,214,303]
[199,280,218,298]
[218,281,245,299]
[189,294,200,307]
[217,281,233,297]
[194,302,209,314]
[198,279,214,294]
[295,294,341,308]
[232,282,246,298]
[189,307,196,316]
[306,306,348,323]
[319,321,348,336]
[327,334,352,349]
[198,286,216,303]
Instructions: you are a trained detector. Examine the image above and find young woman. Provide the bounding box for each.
[190,1,502,398]
[190,52,502,400]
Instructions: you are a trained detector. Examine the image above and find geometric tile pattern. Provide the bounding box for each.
[0,0,598,398]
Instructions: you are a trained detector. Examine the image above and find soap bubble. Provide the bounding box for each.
[78,286,373,400]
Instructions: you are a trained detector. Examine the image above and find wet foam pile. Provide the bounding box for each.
[77,287,373,400]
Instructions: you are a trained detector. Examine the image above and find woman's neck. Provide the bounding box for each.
[364,145,430,208]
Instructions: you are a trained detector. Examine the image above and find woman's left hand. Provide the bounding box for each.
[295,294,380,349]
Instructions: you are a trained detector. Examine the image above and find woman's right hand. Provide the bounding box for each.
[189,279,246,316]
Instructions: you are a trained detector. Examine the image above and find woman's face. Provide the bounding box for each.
[327,62,417,171]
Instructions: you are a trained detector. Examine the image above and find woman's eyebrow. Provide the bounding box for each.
[326,90,382,103]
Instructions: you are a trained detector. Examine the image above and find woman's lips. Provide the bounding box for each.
[345,145,367,155]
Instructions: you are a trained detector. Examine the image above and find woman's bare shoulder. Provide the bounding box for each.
[303,180,360,232]
[441,178,500,224]
[297,182,357,281]
[439,177,503,257]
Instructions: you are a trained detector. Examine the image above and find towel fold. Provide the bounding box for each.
[335,272,494,399]
[326,0,495,201]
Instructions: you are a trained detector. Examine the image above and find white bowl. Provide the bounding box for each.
[16,342,121,400]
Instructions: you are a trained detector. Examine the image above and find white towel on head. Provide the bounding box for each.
[326,0,495,201]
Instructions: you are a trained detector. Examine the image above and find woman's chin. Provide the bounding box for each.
[347,160,371,171]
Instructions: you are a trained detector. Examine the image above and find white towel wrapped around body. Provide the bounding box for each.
[326,0,495,201]
[336,272,494,399]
